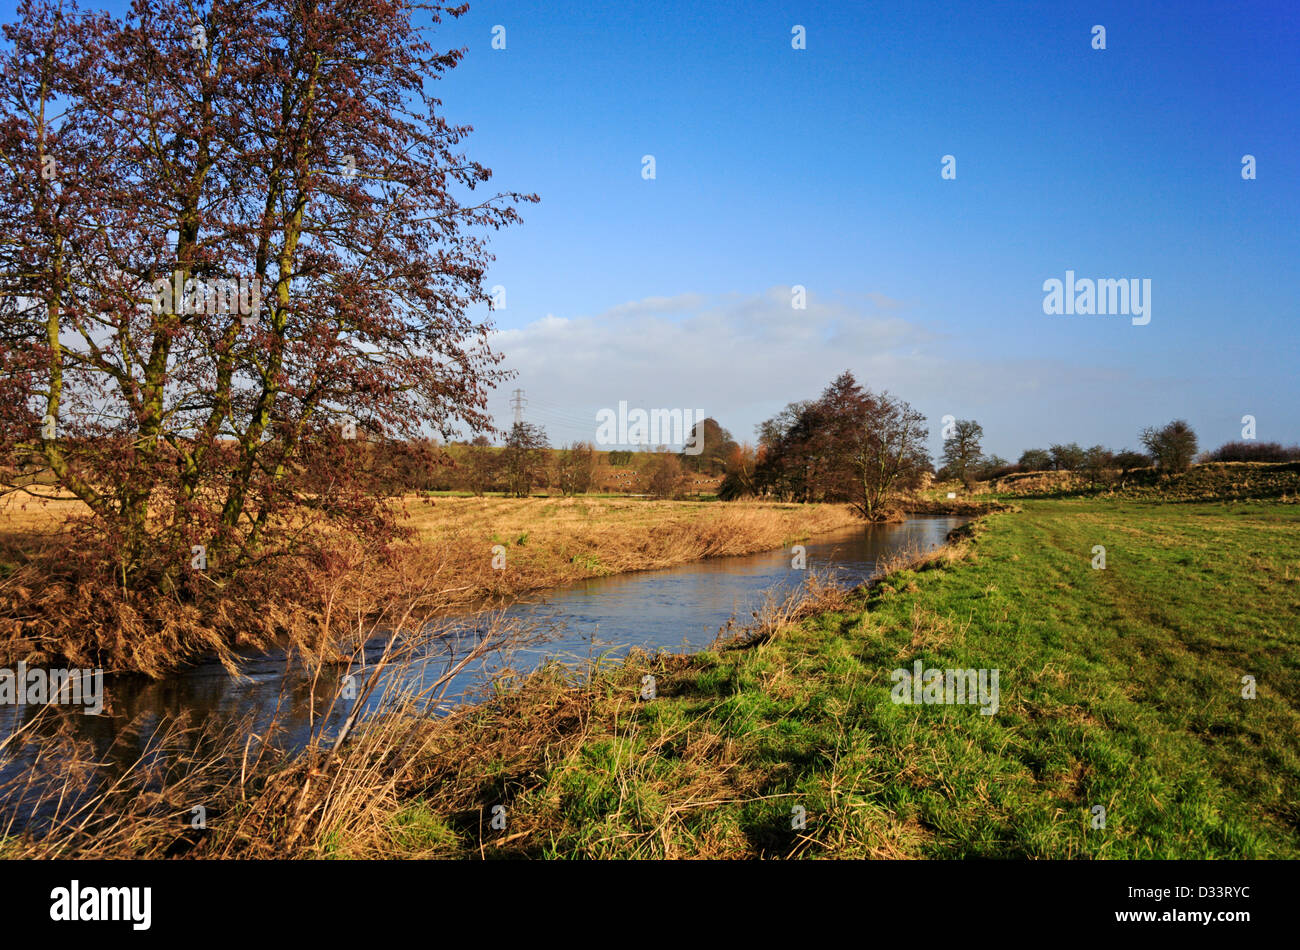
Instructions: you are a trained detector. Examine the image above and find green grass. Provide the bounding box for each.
[390,497,1300,858]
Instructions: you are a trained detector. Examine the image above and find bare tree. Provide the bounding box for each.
[941,419,984,485]
[462,438,498,496]
[1080,445,1116,489]
[502,422,548,497]
[1140,420,1198,474]
[846,388,930,521]
[746,372,928,518]
[554,441,595,496]
[646,452,687,499]
[718,442,758,500]
[1018,448,1052,472]
[1113,449,1150,484]
[1050,443,1086,472]
[0,0,537,596]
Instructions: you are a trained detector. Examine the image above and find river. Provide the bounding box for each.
[0,515,966,825]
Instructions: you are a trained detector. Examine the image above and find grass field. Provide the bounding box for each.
[354,496,1300,858]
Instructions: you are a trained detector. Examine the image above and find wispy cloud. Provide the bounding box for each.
[492,286,930,402]
[484,287,1155,455]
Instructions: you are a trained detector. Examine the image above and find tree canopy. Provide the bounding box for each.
[0,0,535,598]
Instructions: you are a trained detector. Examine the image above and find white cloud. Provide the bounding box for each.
[482,287,1149,455]
[486,287,937,443]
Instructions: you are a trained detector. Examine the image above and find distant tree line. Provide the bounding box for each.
[353,416,738,499]
[938,418,1298,490]
[1202,441,1300,463]
[264,410,1298,503]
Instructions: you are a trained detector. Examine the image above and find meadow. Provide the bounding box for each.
[3,478,1297,859]
[321,496,1299,858]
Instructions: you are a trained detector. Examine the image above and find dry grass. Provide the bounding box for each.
[868,521,979,579]
[0,602,536,858]
[0,491,859,673]
[393,495,860,603]
[0,490,86,536]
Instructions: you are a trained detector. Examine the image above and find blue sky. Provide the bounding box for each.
[12,0,1297,459]
[427,0,1300,457]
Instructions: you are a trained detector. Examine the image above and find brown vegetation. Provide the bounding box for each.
[0,493,860,674]
[989,460,1300,501]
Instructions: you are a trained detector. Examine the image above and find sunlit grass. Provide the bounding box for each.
[377,498,1299,858]
[8,494,1296,858]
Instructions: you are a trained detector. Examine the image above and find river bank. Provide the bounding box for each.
[70,495,1287,861]
[12,495,1290,860]
[0,496,865,674]
[3,511,968,850]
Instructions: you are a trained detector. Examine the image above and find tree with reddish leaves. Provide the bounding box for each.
[0,0,534,662]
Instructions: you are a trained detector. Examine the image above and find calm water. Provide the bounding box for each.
[0,516,965,810]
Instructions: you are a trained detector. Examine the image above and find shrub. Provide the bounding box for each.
[1204,441,1300,463]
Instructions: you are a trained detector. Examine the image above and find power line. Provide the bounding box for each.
[527,407,601,429]
[526,396,598,420]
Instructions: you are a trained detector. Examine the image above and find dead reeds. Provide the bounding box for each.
[1,492,861,675]
[0,602,541,858]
